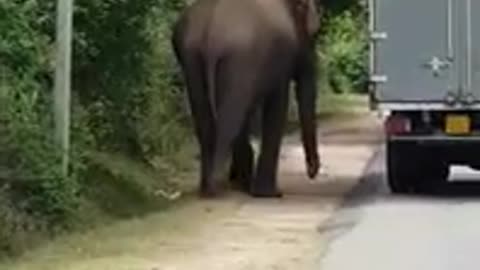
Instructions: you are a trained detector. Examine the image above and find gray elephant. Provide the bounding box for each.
[172,0,322,198]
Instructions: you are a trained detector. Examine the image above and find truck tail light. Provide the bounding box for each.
[385,115,412,135]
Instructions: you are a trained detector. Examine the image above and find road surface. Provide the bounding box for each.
[318,148,480,270]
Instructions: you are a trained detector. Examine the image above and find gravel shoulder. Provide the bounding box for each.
[3,113,382,270]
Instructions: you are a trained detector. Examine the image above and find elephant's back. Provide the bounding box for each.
[205,0,298,55]
[175,0,219,52]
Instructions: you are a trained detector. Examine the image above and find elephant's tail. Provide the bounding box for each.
[206,56,218,120]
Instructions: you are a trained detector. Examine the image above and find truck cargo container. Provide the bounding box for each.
[368,0,480,193]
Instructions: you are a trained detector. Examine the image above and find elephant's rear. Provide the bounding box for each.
[172,0,218,61]
[204,0,298,55]
[171,0,321,197]
[204,0,300,98]
[172,0,222,118]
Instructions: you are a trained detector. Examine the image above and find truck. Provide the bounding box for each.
[368,0,480,193]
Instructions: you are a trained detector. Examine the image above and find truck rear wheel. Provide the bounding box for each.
[418,159,449,192]
[386,141,416,194]
[387,141,449,194]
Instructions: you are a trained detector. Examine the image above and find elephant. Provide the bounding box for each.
[172,0,322,198]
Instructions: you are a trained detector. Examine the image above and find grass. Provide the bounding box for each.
[71,143,198,227]
[0,142,199,264]
[317,93,369,116]
[285,92,370,134]
[0,197,237,270]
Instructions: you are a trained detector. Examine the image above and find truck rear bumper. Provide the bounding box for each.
[388,135,480,166]
[376,103,480,111]
[389,135,480,144]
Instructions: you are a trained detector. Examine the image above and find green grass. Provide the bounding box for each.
[71,144,198,226]
[285,93,369,134]
[317,93,368,116]
[0,197,236,270]
[0,141,199,261]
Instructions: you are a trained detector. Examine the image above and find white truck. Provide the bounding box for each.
[368,0,480,193]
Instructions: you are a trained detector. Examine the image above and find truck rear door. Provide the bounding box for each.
[370,0,461,107]
[467,0,480,104]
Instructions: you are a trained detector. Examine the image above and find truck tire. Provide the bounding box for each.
[386,140,416,194]
[387,140,449,194]
[417,159,449,192]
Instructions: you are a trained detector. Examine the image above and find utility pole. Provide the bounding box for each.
[54,0,74,177]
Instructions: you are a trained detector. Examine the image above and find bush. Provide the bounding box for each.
[318,7,368,94]
[0,0,191,255]
[1,0,81,221]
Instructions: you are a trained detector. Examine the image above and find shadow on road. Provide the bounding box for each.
[416,181,480,199]
[313,148,384,241]
[339,148,385,208]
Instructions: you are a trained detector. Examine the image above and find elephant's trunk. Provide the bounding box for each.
[295,46,320,178]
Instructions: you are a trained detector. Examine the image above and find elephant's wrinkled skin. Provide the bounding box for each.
[172,0,321,198]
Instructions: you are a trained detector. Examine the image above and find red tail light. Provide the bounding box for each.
[385,115,412,135]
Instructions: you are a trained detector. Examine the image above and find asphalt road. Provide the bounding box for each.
[318,147,480,270]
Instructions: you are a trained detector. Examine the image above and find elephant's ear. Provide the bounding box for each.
[294,0,320,38]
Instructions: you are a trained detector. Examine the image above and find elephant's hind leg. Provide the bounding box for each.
[181,52,216,197]
[229,123,254,192]
[206,62,257,196]
[250,86,289,198]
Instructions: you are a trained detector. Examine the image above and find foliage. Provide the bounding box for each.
[322,0,366,15]
[0,0,190,255]
[1,0,80,223]
[317,5,368,94]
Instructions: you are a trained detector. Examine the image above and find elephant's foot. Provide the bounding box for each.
[250,184,283,198]
[249,176,283,198]
[199,188,218,198]
[229,173,251,192]
[199,181,220,198]
[250,189,283,198]
[229,167,252,193]
[230,179,250,193]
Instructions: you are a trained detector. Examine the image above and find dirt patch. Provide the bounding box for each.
[146,114,383,270]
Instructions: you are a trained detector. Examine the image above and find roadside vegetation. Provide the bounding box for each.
[0,0,368,259]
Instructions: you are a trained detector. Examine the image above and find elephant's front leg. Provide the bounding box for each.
[251,87,289,198]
